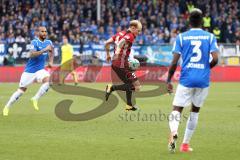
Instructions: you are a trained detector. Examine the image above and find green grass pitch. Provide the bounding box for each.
[0,82,240,160]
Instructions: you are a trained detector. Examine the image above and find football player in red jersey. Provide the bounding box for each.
[104,20,142,111]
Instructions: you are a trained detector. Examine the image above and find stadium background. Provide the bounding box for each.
[0,0,239,67]
[0,1,240,160]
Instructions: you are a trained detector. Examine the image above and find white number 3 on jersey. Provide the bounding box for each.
[190,40,202,62]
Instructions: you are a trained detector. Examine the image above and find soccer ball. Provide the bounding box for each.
[129,58,140,71]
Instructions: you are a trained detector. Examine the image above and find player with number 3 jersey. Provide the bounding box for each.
[166,9,219,153]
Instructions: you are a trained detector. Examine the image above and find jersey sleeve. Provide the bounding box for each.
[30,40,37,51]
[172,35,182,54]
[210,34,219,53]
[48,40,54,47]
[112,33,117,41]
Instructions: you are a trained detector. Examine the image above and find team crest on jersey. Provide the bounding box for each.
[125,35,130,39]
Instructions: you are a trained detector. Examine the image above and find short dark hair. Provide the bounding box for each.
[189,8,203,28]
[37,26,47,31]
[62,35,69,40]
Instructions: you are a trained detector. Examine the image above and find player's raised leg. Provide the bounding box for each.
[105,67,135,101]
[31,70,50,110]
[105,83,134,100]
[106,68,141,111]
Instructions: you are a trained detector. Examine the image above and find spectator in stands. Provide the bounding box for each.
[213,26,221,42]
[234,28,240,45]
[187,1,195,12]
[203,13,211,31]
[4,52,15,66]
[0,0,239,45]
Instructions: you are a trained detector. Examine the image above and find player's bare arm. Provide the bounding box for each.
[104,38,114,62]
[210,51,218,69]
[47,46,54,68]
[166,53,181,93]
[30,45,52,58]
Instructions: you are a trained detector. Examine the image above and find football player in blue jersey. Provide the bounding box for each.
[167,9,219,153]
[3,26,54,116]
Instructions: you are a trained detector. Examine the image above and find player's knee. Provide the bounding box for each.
[19,87,27,92]
[42,76,50,83]
[134,84,141,92]
[191,104,200,113]
[173,106,183,113]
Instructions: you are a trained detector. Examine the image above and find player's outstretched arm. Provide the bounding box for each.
[30,45,52,58]
[166,53,181,93]
[104,38,114,63]
[210,52,218,69]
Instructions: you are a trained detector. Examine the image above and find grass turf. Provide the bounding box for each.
[0,82,239,160]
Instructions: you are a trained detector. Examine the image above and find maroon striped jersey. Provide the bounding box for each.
[111,30,136,68]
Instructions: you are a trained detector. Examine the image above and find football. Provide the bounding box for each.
[129,58,140,71]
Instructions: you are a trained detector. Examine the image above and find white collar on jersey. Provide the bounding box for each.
[190,28,202,30]
[37,38,46,42]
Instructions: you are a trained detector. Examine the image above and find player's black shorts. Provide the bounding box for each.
[112,65,138,84]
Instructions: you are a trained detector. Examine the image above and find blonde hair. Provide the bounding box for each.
[129,20,142,32]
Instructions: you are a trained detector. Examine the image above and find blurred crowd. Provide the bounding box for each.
[0,0,239,45]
